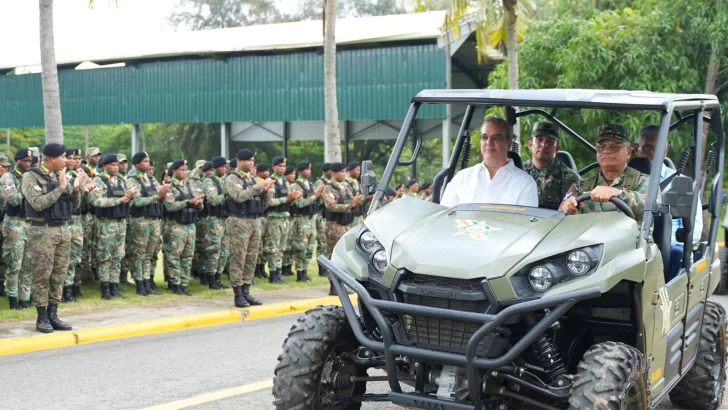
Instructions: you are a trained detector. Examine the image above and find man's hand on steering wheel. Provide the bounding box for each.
[590,186,620,202]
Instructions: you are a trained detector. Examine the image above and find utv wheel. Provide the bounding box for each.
[272,305,367,410]
[568,341,648,410]
[716,247,728,295]
[669,301,728,410]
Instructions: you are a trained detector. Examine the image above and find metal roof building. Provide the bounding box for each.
[0,11,500,161]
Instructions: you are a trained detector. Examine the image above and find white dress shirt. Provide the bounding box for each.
[440,159,539,207]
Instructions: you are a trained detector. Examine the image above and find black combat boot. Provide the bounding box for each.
[297,270,313,283]
[0,282,5,297]
[200,273,209,286]
[61,286,69,303]
[207,274,220,290]
[8,297,20,311]
[110,283,127,299]
[281,265,293,277]
[242,284,263,306]
[36,306,53,333]
[20,300,32,309]
[47,304,72,331]
[135,280,148,296]
[215,273,230,289]
[144,279,161,295]
[233,286,250,308]
[254,264,263,278]
[149,275,160,292]
[172,284,185,295]
[258,264,269,279]
[180,286,192,296]
[100,282,112,300]
[63,286,75,303]
[72,285,83,298]
[269,270,287,284]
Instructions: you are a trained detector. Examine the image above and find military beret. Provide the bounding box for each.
[330,162,346,172]
[14,149,32,161]
[117,154,128,163]
[321,163,332,172]
[284,165,295,175]
[170,159,187,171]
[346,161,360,171]
[395,184,403,191]
[195,159,206,169]
[532,122,560,140]
[99,153,119,167]
[419,182,431,191]
[256,163,269,173]
[272,156,285,167]
[236,149,256,161]
[407,178,419,187]
[597,124,631,144]
[131,152,149,165]
[296,161,311,172]
[42,143,66,158]
[229,159,237,168]
[167,168,174,177]
[87,147,101,156]
[31,156,39,166]
[149,160,154,167]
[211,156,227,169]
[65,148,80,157]
[201,161,212,172]
[387,188,396,197]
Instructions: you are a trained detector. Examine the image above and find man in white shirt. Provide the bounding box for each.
[440,117,538,207]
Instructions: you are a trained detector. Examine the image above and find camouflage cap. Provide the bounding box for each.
[531,122,560,140]
[596,124,631,144]
[87,147,101,156]
[196,160,206,169]
[117,153,128,162]
[28,147,40,158]
[0,155,10,167]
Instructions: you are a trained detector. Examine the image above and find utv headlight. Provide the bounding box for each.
[528,266,554,292]
[372,249,388,273]
[356,228,389,275]
[566,250,591,275]
[358,230,381,253]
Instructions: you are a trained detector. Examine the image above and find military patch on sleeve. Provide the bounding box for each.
[563,188,573,201]
[234,183,243,189]
[33,184,42,192]
[93,185,103,193]
[208,187,216,192]
[4,184,15,192]
[328,192,335,199]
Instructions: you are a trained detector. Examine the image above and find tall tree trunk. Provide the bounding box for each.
[39,0,64,144]
[505,1,520,151]
[323,0,342,162]
[699,48,720,241]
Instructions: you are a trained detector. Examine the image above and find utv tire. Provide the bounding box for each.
[669,301,727,410]
[272,305,367,410]
[568,341,648,410]
[716,247,728,295]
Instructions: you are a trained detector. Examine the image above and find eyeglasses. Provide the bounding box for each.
[595,144,628,153]
[481,134,508,143]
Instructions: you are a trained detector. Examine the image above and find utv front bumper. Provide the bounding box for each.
[318,256,601,410]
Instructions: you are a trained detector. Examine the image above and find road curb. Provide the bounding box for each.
[0,294,357,357]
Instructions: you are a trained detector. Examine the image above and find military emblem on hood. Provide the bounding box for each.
[453,220,500,241]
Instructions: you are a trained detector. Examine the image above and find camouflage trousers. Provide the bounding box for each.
[218,223,230,276]
[263,217,290,271]
[96,219,127,284]
[291,216,315,271]
[81,213,96,281]
[64,216,84,286]
[163,221,196,286]
[128,217,162,281]
[326,221,350,260]
[28,224,71,307]
[3,217,31,300]
[256,216,266,266]
[201,216,224,275]
[192,218,207,275]
[0,229,5,288]
[119,218,132,280]
[314,213,328,258]
[227,217,260,287]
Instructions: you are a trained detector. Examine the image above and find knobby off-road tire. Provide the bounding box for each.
[568,341,648,410]
[716,247,728,295]
[273,305,367,410]
[669,301,728,410]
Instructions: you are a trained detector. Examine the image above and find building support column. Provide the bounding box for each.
[282,121,289,158]
[221,123,230,158]
[131,124,140,155]
[442,55,452,167]
[342,120,349,164]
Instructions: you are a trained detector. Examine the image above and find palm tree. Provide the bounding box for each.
[323,0,342,162]
[39,0,64,144]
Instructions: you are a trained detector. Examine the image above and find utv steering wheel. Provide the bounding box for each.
[575,193,636,220]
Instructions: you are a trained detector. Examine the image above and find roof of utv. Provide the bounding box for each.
[412,89,721,111]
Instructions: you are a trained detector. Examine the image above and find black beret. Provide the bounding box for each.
[387,189,396,196]
[201,161,212,172]
[65,148,81,157]
[296,161,311,172]
[99,153,120,167]
[170,159,187,171]
[407,178,419,187]
[42,143,66,158]
[132,151,149,165]
[330,162,346,172]
[284,165,295,175]
[167,168,174,177]
[14,149,32,161]
[211,156,227,169]
[419,182,431,191]
[149,160,154,167]
[229,159,237,168]
[321,163,332,172]
[346,161,360,171]
[272,156,285,166]
[31,156,39,166]
[256,163,269,173]
[395,184,403,191]
[236,149,256,161]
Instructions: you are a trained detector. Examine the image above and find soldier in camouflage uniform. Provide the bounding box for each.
[217,159,238,284]
[117,154,135,285]
[254,163,271,279]
[322,163,362,295]
[62,148,84,303]
[312,163,331,274]
[560,124,649,223]
[190,159,207,282]
[200,157,229,290]
[346,162,366,226]
[289,162,324,282]
[406,179,419,198]
[80,147,102,283]
[22,143,86,333]
[0,155,9,298]
[223,149,271,307]
[281,165,297,277]
[524,122,581,210]
[164,160,203,296]
[418,182,433,201]
[89,154,133,300]
[2,149,33,310]
[126,152,169,296]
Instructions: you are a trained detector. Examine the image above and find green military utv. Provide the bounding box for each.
[272,90,727,410]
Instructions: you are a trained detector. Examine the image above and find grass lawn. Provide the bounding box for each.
[0,253,329,322]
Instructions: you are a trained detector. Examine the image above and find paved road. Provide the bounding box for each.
[2,297,728,409]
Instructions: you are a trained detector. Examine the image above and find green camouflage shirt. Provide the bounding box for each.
[524,159,581,210]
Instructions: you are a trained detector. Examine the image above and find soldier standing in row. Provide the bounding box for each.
[62,148,84,303]
[288,162,324,283]
[190,159,207,282]
[281,165,297,277]
[22,143,86,333]
[253,163,270,279]
[346,162,366,226]
[312,163,331,275]
[80,147,101,283]
[201,156,229,290]
[118,154,134,285]
[223,149,270,307]
[0,154,8,298]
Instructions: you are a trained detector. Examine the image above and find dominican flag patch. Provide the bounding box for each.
[564,188,573,201]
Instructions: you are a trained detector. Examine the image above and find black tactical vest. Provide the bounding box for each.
[202,176,227,218]
[167,182,198,224]
[94,175,129,219]
[5,169,25,218]
[290,180,318,217]
[265,178,289,214]
[129,175,164,218]
[23,168,73,221]
[69,172,82,216]
[79,166,96,215]
[226,172,265,218]
[325,183,354,225]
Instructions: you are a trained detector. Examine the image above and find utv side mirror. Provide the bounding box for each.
[662,175,694,219]
[361,160,377,196]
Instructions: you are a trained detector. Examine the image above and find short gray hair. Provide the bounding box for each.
[639,125,659,141]
[482,117,513,140]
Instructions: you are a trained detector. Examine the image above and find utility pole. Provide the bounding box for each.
[84,126,89,151]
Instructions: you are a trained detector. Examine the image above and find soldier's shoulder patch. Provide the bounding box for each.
[235,183,243,189]
[208,186,216,192]
[33,184,42,192]
[4,183,15,192]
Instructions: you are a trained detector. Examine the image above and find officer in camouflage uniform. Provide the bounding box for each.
[312,163,331,274]
[164,160,203,296]
[217,159,238,284]
[524,122,581,210]
[223,149,271,307]
[89,154,133,300]
[418,182,433,201]
[62,148,85,303]
[80,147,102,283]
[117,154,135,285]
[281,165,297,277]
[289,162,324,282]
[22,143,85,333]
[254,163,271,279]
[126,152,169,296]
[200,156,229,290]
[189,159,207,282]
[346,162,366,226]
[323,163,362,295]
[0,155,8,298]
[2,149,33,310]
[560,124,649,223]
